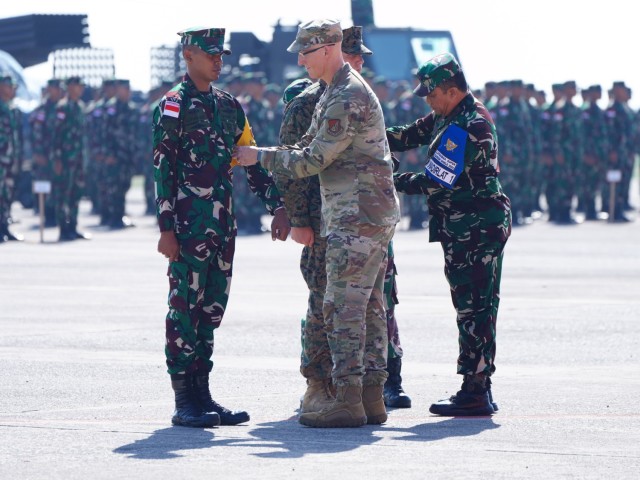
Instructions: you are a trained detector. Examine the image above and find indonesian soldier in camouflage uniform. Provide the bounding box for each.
[30,79,64,227]
[50,77,91,242]
[387,53,511,416]
[86,79,116,223]
[153,27,290,429]
[0,75,23,242]
[103,79,136,229]
[580,85,609,220]
[235,19,401,428]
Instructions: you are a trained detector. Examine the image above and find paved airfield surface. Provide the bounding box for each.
[1,184,639,479]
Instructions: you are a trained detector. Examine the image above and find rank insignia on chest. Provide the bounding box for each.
[163,100,181,118]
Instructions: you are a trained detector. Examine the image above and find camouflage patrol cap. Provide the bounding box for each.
[413,52,463,97]
[282,78,313,104]
[612,81,627,89]
[341,26,372,56]
[47,79,62,88]
[287,19,343,53]
[178,27,231,55]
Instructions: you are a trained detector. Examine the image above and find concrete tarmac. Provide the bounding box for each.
[1,185,639,479]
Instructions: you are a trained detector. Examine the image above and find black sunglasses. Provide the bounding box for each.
[299,43,335,57]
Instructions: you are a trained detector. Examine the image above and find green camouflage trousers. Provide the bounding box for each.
[324,225,394,387]
[164,236,235,375]
[442,240,505,377]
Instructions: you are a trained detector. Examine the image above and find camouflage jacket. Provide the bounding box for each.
[0,99,18,171]
[387,93,511,244]
[104,98,137,162]
[152,73,283,236]
[51,98,86,167]
[260,64,400,235]
[581,100,609,163]
[274,81,325,228]
[605,100,634,162]
[29,100,58,159]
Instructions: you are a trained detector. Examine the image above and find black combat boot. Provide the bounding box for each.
[486,375,498,412]
[383,356,412,408]
[170,374,220,428]
[429,374,495,416]
[67,220,91,240]
[0,223,24,242]
[192,373,250,425]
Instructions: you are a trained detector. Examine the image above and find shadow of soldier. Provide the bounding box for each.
[384,417,500,442]
[113,427,218,460]
[113,416,383,460]
[246,417,384,459]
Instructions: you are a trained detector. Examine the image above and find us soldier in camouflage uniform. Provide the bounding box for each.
[387,53,511,416]
[0,75,23,242]
[153,27,290,429]
[50,77,91,242]
[580,85,609,220]
[30,79,64,227]
[340,26,411,409]
[235,19,401,428]
[103,79,136,229]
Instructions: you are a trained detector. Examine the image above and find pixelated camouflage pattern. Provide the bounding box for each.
[50,97,86,228]
[178,27,231,55]
[153,74,283,374]
[287,19,343,53]
[387,92,510,376]
[261,63,400,236]
[414,53,462,97]
[341,26,372,55]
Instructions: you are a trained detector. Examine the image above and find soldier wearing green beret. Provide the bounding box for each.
[153,27,290,428]
[235,19,401,428]
[387,53,511,416]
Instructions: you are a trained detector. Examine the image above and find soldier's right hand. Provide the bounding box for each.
[291,226,314,247]
[158,231,180,262]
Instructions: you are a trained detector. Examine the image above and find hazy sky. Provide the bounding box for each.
[3,0,639,106]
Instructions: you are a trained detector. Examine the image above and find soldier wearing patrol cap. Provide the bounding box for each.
[387,53,511,416]
[235,18,401,428]
[50,76,91,241]
[153,26,289,428]
[341,25,412,409]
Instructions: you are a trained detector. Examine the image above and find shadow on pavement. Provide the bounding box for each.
[385,417,500,441]
[113,427,218,459]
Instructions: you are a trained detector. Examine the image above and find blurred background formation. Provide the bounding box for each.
[1,0,638,243]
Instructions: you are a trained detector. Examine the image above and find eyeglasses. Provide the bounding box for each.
[299,43,335,57]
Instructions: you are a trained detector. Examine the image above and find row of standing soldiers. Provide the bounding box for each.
[3,73,637,244]
[480,80,639,224]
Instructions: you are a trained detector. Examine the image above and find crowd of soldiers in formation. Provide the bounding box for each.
[1,71,638,243]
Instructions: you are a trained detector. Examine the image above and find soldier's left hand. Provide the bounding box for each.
[233,146,259,167]
[271,207,291,241]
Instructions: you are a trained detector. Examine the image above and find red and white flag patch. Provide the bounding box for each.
[163,100,180,118]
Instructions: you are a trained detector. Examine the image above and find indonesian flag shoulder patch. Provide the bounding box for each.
[163,100,180,118]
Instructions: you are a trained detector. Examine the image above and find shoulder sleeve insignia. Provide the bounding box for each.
[326,118,344,136]
[162,100,181,118]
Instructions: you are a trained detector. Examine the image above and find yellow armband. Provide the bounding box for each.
[231,117,256,167]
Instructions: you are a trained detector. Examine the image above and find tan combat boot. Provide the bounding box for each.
[362,385,388,424]
[298,385,367,428]
[300,378,335,413]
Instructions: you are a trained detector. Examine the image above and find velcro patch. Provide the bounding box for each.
[163,100,180,118]
[326,118,343,136]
